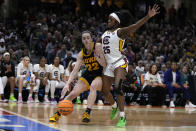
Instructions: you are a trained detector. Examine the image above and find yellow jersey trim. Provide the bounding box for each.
[119,40,124,52]
[120,63,127,69]
[83,42,95,57]
[79,77,90,90]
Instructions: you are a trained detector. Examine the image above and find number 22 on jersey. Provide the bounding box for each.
[86,62,99,71]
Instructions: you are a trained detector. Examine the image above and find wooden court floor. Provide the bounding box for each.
[1,102,196,131]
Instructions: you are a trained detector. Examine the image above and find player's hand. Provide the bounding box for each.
[6,65,12,72]
[172,83,181,88]
[62,83,70,94]
[148,4,160,18]
[43,78,48,85]
[152,83,159,87]
[25,72,30,79]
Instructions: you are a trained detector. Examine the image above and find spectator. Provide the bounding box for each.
[124,44,135,63]
[45,39,55,64]
[123,64,141,106]
[140,63,151,86]
[143,53,154,65]
[0,38,6,54]
[63,51,76,68]
[181,66,189,89]
[0,52,17,102]
[191,65,196,76]
[158,64,167,82]
[56,44,66,63]
[135,60,144,75]
[143,64,166,107]
[164,62,196,108]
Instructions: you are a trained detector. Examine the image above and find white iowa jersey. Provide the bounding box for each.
[17,63,33,77]
[34,64,49,78]
[101,28,125,64]
[49,64,64,81]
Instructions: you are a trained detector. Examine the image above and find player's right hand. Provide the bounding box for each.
[25,72,29,79]
[62,83,70,95]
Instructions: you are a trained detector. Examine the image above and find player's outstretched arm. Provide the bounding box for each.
[66,51,83,87]
[118,4,160,39]
[95,43,107,68]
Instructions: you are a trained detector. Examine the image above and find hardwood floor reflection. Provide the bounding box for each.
[1,102,196,131]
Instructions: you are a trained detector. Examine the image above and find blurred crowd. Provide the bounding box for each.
[0,1,196,107]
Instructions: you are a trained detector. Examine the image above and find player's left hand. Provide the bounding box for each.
[6,65,12,72]
[148,4,160,18]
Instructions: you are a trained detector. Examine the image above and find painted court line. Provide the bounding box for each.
[0,125,25,127]
[0,108,62,131]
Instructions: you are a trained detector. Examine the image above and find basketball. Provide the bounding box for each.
[58,100,73,116]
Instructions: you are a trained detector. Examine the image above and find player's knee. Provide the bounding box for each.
[9,77,15,82]
[90,85,97,91]
[19,77,24,81]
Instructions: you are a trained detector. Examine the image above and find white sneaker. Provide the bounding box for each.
[169,101,175,108]
[83,99,87,105]
[27,97,34,103]
[146,104,152,108]
[188,102,196,108]
[18,96,23,103]
[130,102,139,106]
[34,98,39,103]
[169,108,175,114]
[44,98,50,103]
[3,99,9,103]
[185,104,189,108]
[97,100,104,105]
[51,98,57,105]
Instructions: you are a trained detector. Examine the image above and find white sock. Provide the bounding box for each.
[10,93,14,96]
[29,94,32,98]
[34,93,37,98]
[50,86,55,99]
[120,112,125,118]
[19,93,22,97]
[112,102,117,108]
[44,95,48,99]
[77,96,80,99]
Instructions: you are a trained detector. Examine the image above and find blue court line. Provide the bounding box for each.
[0,109,60,131]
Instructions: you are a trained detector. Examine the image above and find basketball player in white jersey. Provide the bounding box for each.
[34,57,50,103]
[48,56,65,104]
[17,56,35,103]
[99,5,160,127]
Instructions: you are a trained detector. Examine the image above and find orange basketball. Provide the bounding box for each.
[58,100,73,116]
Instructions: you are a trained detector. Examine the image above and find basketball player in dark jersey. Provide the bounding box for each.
[49,31,106,123]
[0,52,16,102]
